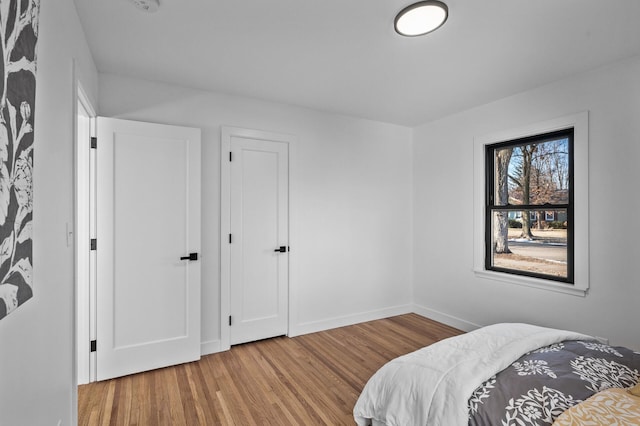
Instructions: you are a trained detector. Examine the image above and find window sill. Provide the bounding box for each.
[474,269,588,297]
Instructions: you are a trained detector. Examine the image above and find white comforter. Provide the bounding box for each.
[353,323,593,426]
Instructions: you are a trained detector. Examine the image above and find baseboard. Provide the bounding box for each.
[201,339,222,356]
[289,304,413,337]
[205,305,475,352]
[412,304,482,332]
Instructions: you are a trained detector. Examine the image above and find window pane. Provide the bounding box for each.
[494,138,570,206]
[490,209,568,279]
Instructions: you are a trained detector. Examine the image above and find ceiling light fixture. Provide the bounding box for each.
[394,1,448,37]
[128,0,160,13]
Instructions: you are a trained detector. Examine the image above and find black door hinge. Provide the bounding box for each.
[229,315,232,326]
[229,234,232,244]
[90,340,97,352]
[229,152,232,162]
[90,238,97,250]
[90,137,97,149]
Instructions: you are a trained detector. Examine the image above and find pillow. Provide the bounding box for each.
[553,388,640,425]
[628,382,640,397]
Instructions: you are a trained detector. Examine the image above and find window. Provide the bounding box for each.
[485,129,573,283]
[473,112,589,296]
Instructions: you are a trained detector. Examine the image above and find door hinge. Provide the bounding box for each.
[90,137,97,149]
[229,315,232,326]
[90,340,97,352]
[229,234,232,244]
[229,151,232,162]
[90,238,97,250]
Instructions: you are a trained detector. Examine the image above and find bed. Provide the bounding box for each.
[353,323,640,426]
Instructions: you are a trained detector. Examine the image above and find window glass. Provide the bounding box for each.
[486,130,573,283]
[489,209,568,279]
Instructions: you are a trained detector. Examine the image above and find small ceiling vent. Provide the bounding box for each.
[128,0,159,13]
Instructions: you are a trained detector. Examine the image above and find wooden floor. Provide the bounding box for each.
[78,314,462,425]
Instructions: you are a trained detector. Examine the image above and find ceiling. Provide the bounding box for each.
[73,0,640,126]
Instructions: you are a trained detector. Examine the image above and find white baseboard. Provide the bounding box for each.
[412,304,482,333]
[201,339,223,356]
[289,304,413,337]
[203,305,476,354]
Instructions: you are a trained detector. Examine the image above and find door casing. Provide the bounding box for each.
[75,81,96,386]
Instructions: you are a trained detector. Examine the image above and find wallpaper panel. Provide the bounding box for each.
[0,0,39,320]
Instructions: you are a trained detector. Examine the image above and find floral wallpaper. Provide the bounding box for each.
[0,0,39,320]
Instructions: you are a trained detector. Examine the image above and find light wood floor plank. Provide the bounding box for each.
[78,313,462,425]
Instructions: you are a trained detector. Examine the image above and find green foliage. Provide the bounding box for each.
[509,219,523,228]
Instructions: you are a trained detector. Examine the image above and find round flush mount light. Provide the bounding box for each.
[394,1,448,37]
[128,0,160,13]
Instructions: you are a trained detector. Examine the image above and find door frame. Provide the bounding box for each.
[220,126,297,351]
[74,76,96,386]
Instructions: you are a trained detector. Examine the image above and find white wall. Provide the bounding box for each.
[413,56,640,351]
[98,74,414,350]
[0,1,98,425]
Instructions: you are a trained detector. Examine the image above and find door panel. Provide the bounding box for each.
[96,117,201,381]
[230,137,288,345]
[114,134,188,346]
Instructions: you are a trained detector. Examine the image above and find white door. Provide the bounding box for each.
[95,117,201,381]
[229,135,289,345]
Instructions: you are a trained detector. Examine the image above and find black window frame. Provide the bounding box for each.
[484,128,575,284]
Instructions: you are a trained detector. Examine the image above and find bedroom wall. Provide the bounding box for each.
[0,1,99,425]
[413,55,640,351]
[98,73,414,351]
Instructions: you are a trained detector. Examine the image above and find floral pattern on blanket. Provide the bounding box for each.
[503,386,578,426]
[468,340,640,426]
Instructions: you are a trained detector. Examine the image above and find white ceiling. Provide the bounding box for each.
[73,0,640,126]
